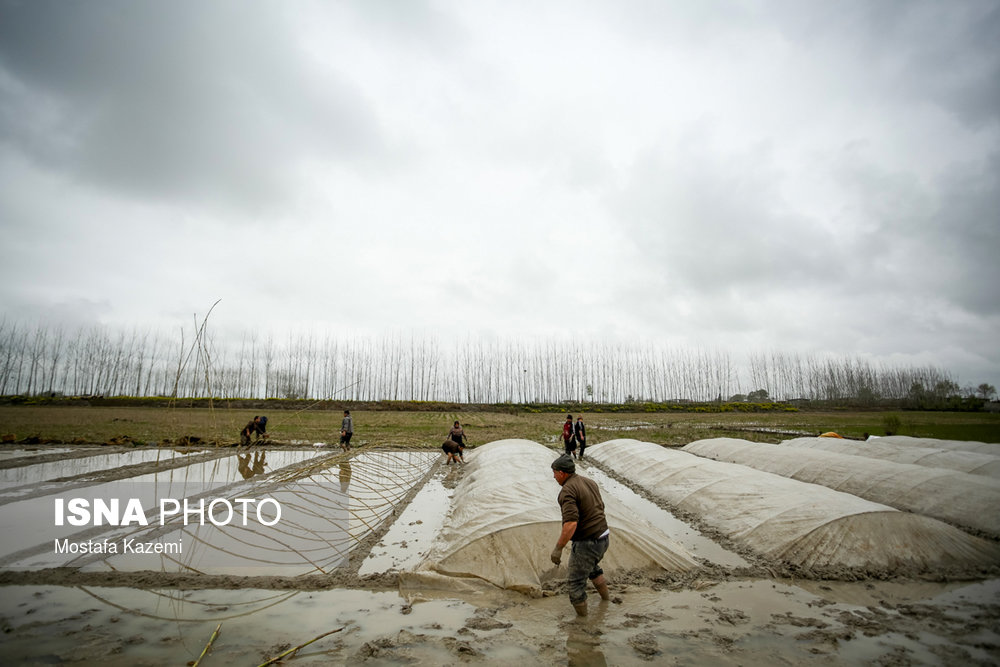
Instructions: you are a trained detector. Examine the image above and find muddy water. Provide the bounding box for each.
[359,462,453,576]
[2,577,997,665]
[0,584,483,665]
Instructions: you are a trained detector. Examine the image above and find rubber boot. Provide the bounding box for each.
[572,601,588,616]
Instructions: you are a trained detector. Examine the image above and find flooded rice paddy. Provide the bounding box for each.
[0,443,997,665]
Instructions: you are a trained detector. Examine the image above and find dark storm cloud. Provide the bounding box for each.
[0,0,381,211]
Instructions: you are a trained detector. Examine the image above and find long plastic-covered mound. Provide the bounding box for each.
[684,438,1000,539]
[875,435,1000,455]
[780,436,1000,478]
[401,439,698,595]
[587,439,1000,573]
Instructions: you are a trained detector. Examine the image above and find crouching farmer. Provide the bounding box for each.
[549,454,611,616]
[441,439,465,464]
[240,416,268,446]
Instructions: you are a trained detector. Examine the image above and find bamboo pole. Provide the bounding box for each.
[191,622,222,667]
[255,627,344,667]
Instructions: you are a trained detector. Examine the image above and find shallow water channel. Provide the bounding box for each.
[0,449,208,492]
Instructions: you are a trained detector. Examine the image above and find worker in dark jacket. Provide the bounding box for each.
[339,410,353,452]
[240,416,268,446]
[549,454,610,616]
[562,414,577,458]
[441,439,465,464]
[574,416,587,459]
[448,420,469,447]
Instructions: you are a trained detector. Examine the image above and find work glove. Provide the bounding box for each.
[550,545,563,565]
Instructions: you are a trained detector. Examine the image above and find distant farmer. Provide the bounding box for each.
[448,420,469,447]
[550,453,610,616]
[339,410,354,452]
[562,414,577,458]
[441,439,465,464]
[240,415,268,446]
[574,416,587,459]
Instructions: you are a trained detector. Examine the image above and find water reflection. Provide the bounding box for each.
[237,451,268,479]
[74,451,439,576]
[339,461,352,493]
[566,603,610,666]
[0,449,207,493]
[0,447,74,461]
[0,450,325,567]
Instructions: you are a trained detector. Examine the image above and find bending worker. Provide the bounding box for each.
[549,453,611,616]
[441,439,465,464]
[240,415,268,446]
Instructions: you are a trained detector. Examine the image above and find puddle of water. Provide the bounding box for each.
[0,447,74,460]
[593,422,655,431]
[0,449,208,492]
[583,465,747,568]
[359,468,453,576]
[0,450,325,567]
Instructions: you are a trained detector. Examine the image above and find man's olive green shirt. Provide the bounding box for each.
[557,473,609,541]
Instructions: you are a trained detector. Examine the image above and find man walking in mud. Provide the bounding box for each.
[339,410,353,452]
[574,416,587,459]
[549,454,611,616]
[562,414,577,458]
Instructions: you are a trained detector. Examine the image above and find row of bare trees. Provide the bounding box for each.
[0,319,982,404]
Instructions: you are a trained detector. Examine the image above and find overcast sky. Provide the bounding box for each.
[1,0,998,388]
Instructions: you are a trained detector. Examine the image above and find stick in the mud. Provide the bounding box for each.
[191,622,222,667]
[255,627,344,667]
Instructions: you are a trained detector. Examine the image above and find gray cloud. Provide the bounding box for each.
[0,1,381,212]
[0,0,997,389]
[770,0,1000,128]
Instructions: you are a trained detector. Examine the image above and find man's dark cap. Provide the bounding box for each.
[551,454,575,473]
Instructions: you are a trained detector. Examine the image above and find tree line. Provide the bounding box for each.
[0,320,994,407]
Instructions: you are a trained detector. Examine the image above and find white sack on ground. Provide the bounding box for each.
[875,435,1000,455]
[685,438,1000,539]
[780,436,1000,478]
[587,439,1000,573]
[401,439,698,595]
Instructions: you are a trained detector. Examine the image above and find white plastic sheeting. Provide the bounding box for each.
[400,439,698,595]
[587,439,1000,573]
[780,436,1000,478]
[685,438,1000,539]
[875,435,1000,455]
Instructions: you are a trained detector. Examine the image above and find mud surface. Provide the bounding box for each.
[0,445,998,665]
